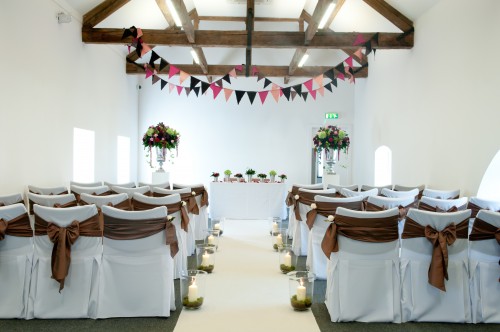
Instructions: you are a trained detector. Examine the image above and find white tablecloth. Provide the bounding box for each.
[209,182,287,220]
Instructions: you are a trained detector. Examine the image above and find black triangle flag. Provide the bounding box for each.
[291,91,297,101]
[335,63,346,75]
[324,82,333,93]
[201,81,210,94]
[193,86,200,97]
[130,26,137,38]
[257,73,266,82]
[121,28,133,40]
[159,58,169,72]
[190,77,200,90]
[282,87,291,101]
[324,68,335,81]
[235,90,246,104]
[247,91,257,105]
[135,40,143,58]
[149,51,160,67]
[301,92,308,101]
[263,78,272,89]
[292,84,302,95]
[364,40,372,56]
[160,79,168,90]
[222,74,231,84]
[185,87,191,96]
[331,78,338,87]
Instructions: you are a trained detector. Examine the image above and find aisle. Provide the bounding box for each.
[173,219,320,332]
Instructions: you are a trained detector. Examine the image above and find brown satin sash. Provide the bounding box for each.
[286,186,300,207]
[131,199,190,232]
[156,191,200,215]
[103,215,179,258]
[418,201,466,213]
[72,191,112,203]
[53,200,78,208]
[469,217,500,283]
[294,191,337,221]
[321,214,399,258]
[305,200,363,230]
[364,200,418,221]
[192,186,209,208]
[0,199,23,207]
[467,202,500,218]
[0,213,33,240]
[402,217,468,291]
[35,213,101,291]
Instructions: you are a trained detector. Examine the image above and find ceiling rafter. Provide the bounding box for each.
[154,0,176,28]
[362,0,413,33]
[245,0,255,77]
[82,0,130,28]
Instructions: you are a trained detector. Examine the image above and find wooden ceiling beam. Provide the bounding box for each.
[362,0,413,33]
[155,0,176,28]
[246,0,255,77]
[126,63,368,78]
[82,0,130,28]
[82,29,413,49]
[195,16,300,23]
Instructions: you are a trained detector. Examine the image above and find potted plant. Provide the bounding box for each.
[142,122,180,172]
[245,168,256,182]
[257,173,267,182]
[269,170,277,183]
[278,174,287,183]
[210,172,220,182]
[234,173,243,182]
[224,169,232,182]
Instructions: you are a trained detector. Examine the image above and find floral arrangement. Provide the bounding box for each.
[245,168,256,175]
[224,170,232,176]
[312,125,350,155]
[257,173,267,179]
[234,173,243,178]
[279,174,287,180]
[269,170,277,176]
[210,172,220,178]
[142,122,180,168]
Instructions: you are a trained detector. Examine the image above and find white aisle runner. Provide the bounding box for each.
[174,219,321,332]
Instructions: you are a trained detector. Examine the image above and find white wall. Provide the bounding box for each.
[353,0,500,197]
[0,0,139,194]
[138,76,354,188]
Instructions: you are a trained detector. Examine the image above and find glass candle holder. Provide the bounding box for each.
[287,271,315,311]
[181,270,208,309]
[211,218,224,236]
[271,228,288,251]
[204,228,220,250]
[278,244,297,274]
[268,217,282,236]
[196,244,216,273]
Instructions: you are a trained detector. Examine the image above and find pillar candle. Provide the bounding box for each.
[188,281,198,302]
[272,222,278,233]
[297,283,306,301]
[284,252,292,267]
[276,233,283,245]
[207,235,215,245]
[201,251,210,267]
[214,223,221,230]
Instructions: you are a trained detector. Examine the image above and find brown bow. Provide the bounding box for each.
[131,199,190,232]
[305,200,363,230]
[35,213,101,292]
[0,213,33,240]
[321,214,399,258]
[418,201,465,213]
[285,186,299,207]
[402,217,468,291]
[0,202,4,207]
[192,186,209,208]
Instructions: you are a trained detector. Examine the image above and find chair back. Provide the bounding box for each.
[70,185,110,195]
[0,193,24,206]
[79,193,129,208]
[419,196,468,212]
[423,188,460,199]
[367,196,416,210]
[111,185,150,198]
[153,187,191,196]
[104,181,136,188]
[469,210,500,259]
[28,185,68,195]
[70,181,103,187]
[381,188,418,199]
[326,184,359,191]
[341,188,378,198]
[468,197,500,217]
[138,181,170,191]
[360,184,392,195]
[27,193,78,214]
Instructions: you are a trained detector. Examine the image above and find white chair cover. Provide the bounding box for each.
[70,185,110,195]
[360,184,393,195]
[104,181,136,188]
[131,193,188,279]
[468,196,500,234]
[400,209,472,322]
[111,185,150,199]
[0,193,24,206]
[341,188,378,198]
[419,196,468,211]
[28,185,68,195]
[306,195,364,280]
[27,193,77,208]
[468,210,500,323]
[394,184,425,192]
[79,193,129,207]
[292,188,336,256]
[422,188,460,199]
[173,183,208,241]
[70,181,103,187]
[367,195,418,237]
[381,188,419,199]
[286,183,324,239]
[153,187,191,195]
[29,204,101,319]
[97,206,175,318]
[0,203,33,318]
[325,207,401,323]
[138,181,170,191]
[327,184,359,191]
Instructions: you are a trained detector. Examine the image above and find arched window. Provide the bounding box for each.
[374,146,392,186]
[477,150,500,200]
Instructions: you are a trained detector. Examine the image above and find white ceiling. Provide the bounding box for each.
[60,0,440,71]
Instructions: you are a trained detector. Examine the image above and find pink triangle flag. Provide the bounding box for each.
[354,34,366,46]
[345,56,353,67]
[304,79,313,93]
[271,88,280,102]
[224,88,233,101]
[145,68,153,79]
[168,65,180,79]
[211,83,223,99]
[318,86,325,97]
[258,91,269,104]
[169,83,175,93]
[140,43,152,57]
[310,90,317,100]
[337,73,345,81]
[229,68,237,78]
[179,71,190,85]
[279,89,283,97]
[137,28,143,38]
[235,65,243,72]
[252,66,259,76]
[313,75,323,88]
[176,85,183,95]
[354,48,364,60]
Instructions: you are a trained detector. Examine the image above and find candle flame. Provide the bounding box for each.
[300,279,304,287]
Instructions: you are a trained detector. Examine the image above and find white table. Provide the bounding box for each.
[209,182,287,220]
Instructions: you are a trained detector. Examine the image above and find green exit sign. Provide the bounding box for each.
[325,113,339,119]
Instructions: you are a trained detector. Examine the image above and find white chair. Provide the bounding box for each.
[306,195,364,280]
[0,193,24,206]
[419,196,468,212]
[130,193,188,279]
[366,195,418,238]
[97,206,175,318]
[327,184,359,192]
[29,204,101,319]
[111,185,150,198]
[341,187,378,198]
[394,184,425,198]
[69,181,103,187]
[325,207,401,322]
[173,183,208,241]
[28,185,68,195]
[286,183,324,239]
[468,210,500,323]
[292,188,336,256]
[400,209,471,322]
[70,185,110,202]
[360,185,392,195]
[0,203,33,318]
[104,181,136,188]
[380,188,419,199]
[467,196,500,234]
[27,193,78,217]
[422,188,460,199]
[138,181,170,191]
[79,193,130,210]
